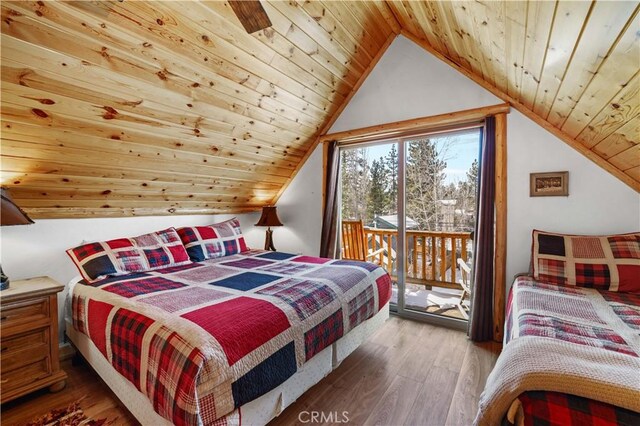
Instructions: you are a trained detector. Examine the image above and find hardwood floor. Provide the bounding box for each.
[1,357,138,426]
[0,317,500,426]
[270,317,501,426]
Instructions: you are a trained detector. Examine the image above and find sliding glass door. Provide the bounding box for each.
[401,129,479,326]
[339,128,481,328]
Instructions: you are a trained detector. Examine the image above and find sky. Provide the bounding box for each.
[361,129,481,184]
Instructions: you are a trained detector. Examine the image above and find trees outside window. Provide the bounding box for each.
[340,131,479,232]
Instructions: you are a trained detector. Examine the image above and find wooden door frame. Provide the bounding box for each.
[493,112,507,342]
[321,105,510,341]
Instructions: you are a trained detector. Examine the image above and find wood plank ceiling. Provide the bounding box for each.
[0,1,638,219]
[0,0,396,217]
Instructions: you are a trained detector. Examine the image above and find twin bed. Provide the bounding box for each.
[477,276,640,425]
[476,231,640,426]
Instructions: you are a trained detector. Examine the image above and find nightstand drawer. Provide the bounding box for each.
[1,358,51,394]
[1,333,50,374]
[0,297,49,334]
[1,327,49,356]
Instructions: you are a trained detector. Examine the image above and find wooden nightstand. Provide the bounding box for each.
[0,276,67,403]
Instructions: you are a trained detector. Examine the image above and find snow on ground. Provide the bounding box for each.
[391,284,462,310]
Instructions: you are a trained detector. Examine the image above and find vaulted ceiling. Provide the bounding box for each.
[1,1,638,218]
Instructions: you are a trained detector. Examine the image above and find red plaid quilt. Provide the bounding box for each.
[71,250,392,425]
[512,391,640,426]
[494,276,640,426]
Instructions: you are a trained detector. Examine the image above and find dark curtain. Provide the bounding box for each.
[320,141,340,258]
[469,117,496,341]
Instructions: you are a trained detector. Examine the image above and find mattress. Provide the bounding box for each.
[66,249,392,425]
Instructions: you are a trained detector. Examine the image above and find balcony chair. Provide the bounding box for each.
[456,258,472,319]
[341,220,385,264]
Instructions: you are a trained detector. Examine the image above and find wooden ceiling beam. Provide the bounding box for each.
[228,0,272,34]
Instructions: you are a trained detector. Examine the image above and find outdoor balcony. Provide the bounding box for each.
[342,224,473,320]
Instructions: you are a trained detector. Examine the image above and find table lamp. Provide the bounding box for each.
[1,188,34,290]
[255,206,283,251]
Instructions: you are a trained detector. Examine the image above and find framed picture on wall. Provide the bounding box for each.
[530,171,568,197]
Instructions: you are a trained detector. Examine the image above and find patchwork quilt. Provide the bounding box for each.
[504,277,640,356]
[477,276,640,426]
[71,250,392,426]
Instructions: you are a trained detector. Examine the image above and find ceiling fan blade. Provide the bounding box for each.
[228,0,272,34]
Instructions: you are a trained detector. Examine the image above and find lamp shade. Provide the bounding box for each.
[255,206,283,227]
[1,188,34,226]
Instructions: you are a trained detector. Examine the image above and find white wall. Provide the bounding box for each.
[269,145,323,256]
[506,111,640,282]
[330,36,500,131]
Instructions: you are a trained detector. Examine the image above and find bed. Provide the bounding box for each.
[65,247,392,426]
[475,230,640,426]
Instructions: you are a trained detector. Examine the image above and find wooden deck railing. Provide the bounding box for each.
[363,228,472,290]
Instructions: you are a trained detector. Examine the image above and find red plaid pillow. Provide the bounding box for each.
[67,227,192,283]
[177,218,248,262]
[532,230,640,292]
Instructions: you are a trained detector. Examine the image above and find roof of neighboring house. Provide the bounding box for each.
[374,214,419,230]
